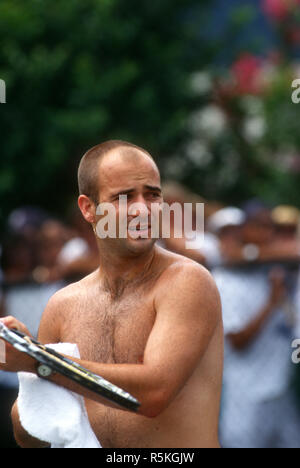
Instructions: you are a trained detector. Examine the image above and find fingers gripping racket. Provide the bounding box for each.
[0,323,140,412]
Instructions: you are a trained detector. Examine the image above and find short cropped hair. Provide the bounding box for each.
[78,140,153,204]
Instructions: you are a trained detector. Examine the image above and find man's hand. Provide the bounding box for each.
[228,267,288,351]
[0,316,36,373]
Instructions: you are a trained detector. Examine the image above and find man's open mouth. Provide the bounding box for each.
[128,225,151,232]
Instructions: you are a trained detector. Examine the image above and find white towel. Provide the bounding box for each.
[17,343,102,448]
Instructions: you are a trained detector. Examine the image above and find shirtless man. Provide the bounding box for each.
[1,140,224,448]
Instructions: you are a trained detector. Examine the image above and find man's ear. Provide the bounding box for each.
[78,195,97,224]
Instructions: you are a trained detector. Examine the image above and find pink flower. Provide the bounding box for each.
[263,0,300,21]
[232,54,263,95]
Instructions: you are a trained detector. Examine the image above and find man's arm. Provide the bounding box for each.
[3,262,221,419]
[42,262,221,417]
[227,268,287,350]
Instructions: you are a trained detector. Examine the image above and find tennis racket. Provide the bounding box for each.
[0,322,140,412]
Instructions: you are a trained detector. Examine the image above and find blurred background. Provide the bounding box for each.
[1,0,300,448]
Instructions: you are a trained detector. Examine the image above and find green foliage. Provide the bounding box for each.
[176,2,300,208]
[0,0,210,229]
[2,0,300,229]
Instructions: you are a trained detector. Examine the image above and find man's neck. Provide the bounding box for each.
[97,244,157,299]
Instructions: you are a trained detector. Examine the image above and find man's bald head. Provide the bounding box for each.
[78,140,156,204]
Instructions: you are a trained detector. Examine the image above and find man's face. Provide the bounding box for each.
[94,150,163,256]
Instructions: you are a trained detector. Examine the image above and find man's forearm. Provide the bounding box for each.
[227,302,274,350]
[12,354,155,415]
[47,359,165,418]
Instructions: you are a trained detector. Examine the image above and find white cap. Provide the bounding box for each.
[207,207,245,233]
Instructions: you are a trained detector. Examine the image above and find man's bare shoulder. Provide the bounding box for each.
[48,272,95,307]
[38,271,98,342]
[156,245,217,287]
[155,246,222,323]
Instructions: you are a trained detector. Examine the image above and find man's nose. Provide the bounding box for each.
[129,196,150,217]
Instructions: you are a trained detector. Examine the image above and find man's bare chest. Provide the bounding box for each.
[60,291,156,365]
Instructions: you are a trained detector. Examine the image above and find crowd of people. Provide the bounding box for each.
[0,204,100,447]
[162,183,300,448]
[1,183,300,448]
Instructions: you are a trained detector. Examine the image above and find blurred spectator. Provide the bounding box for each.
[0,214,65,448]
[55,204,99,281]
[271,205,300,241]
[65,202,97,252]
[213,204,300,448]
[206,207,246,268]
[240,201,300,263]
[161,181,224,268]
[1,234,34,285]
[3,205,50,285]
[207,201,300,266]
[7,206,49,241]
[0,218,66,348]
[33,219,69,283]
[159,181,206,265]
